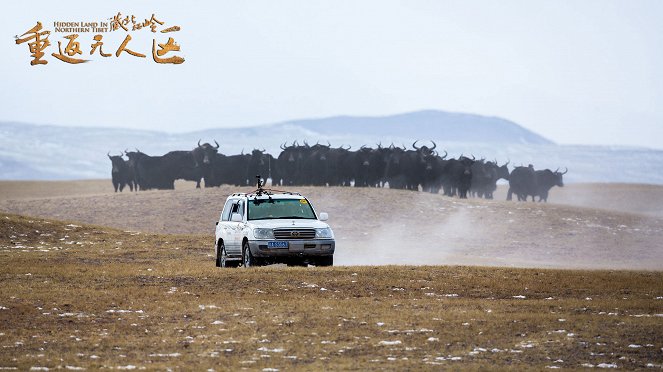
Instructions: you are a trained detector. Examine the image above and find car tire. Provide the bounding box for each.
[242,241,259,267]
[215,240,222,267]
[220,244,229,268]
[317,256,333,267]
[287,258,306,267]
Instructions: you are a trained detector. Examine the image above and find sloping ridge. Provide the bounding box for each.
[268,110,554,145]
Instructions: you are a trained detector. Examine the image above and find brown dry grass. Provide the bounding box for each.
[1,213,663,370]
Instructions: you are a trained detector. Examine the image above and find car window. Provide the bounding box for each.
[221,199,234,221]
[248,198,316,220]
[237,200,245,217]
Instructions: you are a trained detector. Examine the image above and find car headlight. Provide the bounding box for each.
[253,228,274,239]
[315,227,334,239]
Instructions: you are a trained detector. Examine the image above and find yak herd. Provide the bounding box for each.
[108,140,568,202]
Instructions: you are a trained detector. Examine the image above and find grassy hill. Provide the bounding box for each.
[2,181,662,270]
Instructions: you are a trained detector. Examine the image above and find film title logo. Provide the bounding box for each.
[15,12,184,65]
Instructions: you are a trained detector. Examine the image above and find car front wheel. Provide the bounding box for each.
[220,244,229,268]
[242,241,259,267]
[215,240,223,267]
[316,256,333,267]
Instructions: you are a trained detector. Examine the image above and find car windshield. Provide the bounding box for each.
[248,198,317,220]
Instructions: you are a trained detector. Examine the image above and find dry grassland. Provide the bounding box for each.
[1,213,662,370]
[2,180,662,270]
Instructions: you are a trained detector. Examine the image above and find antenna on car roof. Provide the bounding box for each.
[256,175,264,189]
[254,175,266,196]
[251,174,300,197]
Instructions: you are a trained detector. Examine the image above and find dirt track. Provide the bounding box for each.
[1,180,662,270]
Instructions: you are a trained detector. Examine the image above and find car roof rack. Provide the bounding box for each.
[248,175,301,197]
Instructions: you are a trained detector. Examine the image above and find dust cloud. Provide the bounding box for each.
[336,208,480,266]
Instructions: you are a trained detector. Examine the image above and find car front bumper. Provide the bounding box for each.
[248,239,335,258]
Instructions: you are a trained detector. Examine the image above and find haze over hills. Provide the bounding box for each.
[1,109,663,184]
[194,110,554,145]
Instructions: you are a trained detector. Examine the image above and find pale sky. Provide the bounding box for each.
[3,1,662,149]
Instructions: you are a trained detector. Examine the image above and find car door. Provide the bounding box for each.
[217,198,237,256]
[227,199,245,256]
[232,199,247,255]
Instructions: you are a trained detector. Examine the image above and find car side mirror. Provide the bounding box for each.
[230,213,242,222]
[215,221,218,226]
[319,212,329,221]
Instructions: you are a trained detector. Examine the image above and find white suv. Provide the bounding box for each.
[214,188,335,267]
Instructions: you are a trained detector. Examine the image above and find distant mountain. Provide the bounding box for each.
[1,110,663,184]
[259,110,554,145]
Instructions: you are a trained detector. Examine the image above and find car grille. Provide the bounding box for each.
[273,228,316,240]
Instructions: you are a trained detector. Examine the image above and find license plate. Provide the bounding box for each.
[267,241,289,248]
